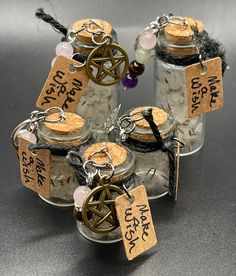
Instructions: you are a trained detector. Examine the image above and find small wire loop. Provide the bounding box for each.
[10,119,31,150]
[172,137,185,148]
[44,107,66,123]
[98,163,115,180]
[67,26,86,41]
[129,110,145,122]
[122,184,132,199]
[92,33,112,45]
[70,56,87,71]
[83,160,98,176]
[88,147,112,165]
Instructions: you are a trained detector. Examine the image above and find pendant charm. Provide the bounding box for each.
[81,176,123,234]
[86,35,129,86]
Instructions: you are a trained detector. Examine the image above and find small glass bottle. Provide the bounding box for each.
[154,17,206,156]
[37,112,92,207]
[68,19,120,140]
[110,106,177,200]
[73,142,136,243]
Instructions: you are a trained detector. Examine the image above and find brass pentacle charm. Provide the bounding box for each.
[86,38,129,86]
[81,177,123,234]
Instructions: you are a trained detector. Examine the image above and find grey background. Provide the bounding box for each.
[0,0,236,275]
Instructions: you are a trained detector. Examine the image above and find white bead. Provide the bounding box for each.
[135,47,151,64]
[73,186,91,207]
[17,129,37,144]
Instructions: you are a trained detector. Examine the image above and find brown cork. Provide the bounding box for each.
[131,106,168,128]
[165,17,204,44]
[45,112,85,134]
[72,19,112,43]
[83,142,127,167]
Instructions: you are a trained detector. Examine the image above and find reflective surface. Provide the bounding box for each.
[1,0,236,275]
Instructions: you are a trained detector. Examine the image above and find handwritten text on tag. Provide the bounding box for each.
[115,185,157,260]
[185,57,223,118]
[18,137,51,198]
[36,56,89,112]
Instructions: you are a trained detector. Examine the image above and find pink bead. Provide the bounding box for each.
[17,130,37,144]
[139,30,157,50]
[73,186,91,207]
[55,42,73,57]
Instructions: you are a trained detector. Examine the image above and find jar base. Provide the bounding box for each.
[179,142,204,157]
[76,220,122,244]
[38,194,74,207]
[136,171,169,200]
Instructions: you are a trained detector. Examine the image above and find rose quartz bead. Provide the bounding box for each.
[139,30,157,50]
[17,129,37,144]
[73,186,91,207]
[55,42,73,57]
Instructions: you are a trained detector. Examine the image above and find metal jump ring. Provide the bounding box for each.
[67,26,86,41]
[70,54,87,70]
[173,137,185,148]
[98,163,115,180]
[92,33,112,45]
[83,19,104,34]
[88,147,113,165]
[11,119,31,150]
[44,107,66,123]
[83,160,98,176]
[129,111,144,123]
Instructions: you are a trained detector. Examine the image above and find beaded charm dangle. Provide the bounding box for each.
[122,14,187,90]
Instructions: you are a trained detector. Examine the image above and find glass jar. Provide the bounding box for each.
[37,112,92,207]
[154,17,206,156]
[74,142,136,243]
[117,106,176,200]
[68,19,120,141]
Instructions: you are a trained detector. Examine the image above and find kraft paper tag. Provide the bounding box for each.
[185,57,223,118]
[36,56,89,112]
[175,142,180,201]
[18,137,51,198]
[115,185,157,261]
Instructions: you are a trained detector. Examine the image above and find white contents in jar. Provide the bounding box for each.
[50,155,78,203]
[155,59,205,155]
[77,80,118,140]
[135,150,169,199]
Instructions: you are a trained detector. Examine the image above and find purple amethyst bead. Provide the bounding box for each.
[122,73,138,89]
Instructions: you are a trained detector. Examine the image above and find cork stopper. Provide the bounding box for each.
[45,112,85,134]
[131,106,168,128]
[72,19,112,43]
[165,17,204,44]
[129,106,173,142]
[83,142,127,167]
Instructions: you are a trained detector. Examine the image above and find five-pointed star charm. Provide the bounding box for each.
[87,43,129,86]
[82,184,123,234]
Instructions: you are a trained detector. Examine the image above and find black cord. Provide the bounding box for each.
[156,30,227,74]
[35,8,68,39]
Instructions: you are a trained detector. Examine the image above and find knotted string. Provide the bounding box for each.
[35,8,68,40]
[141,108,176,197]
